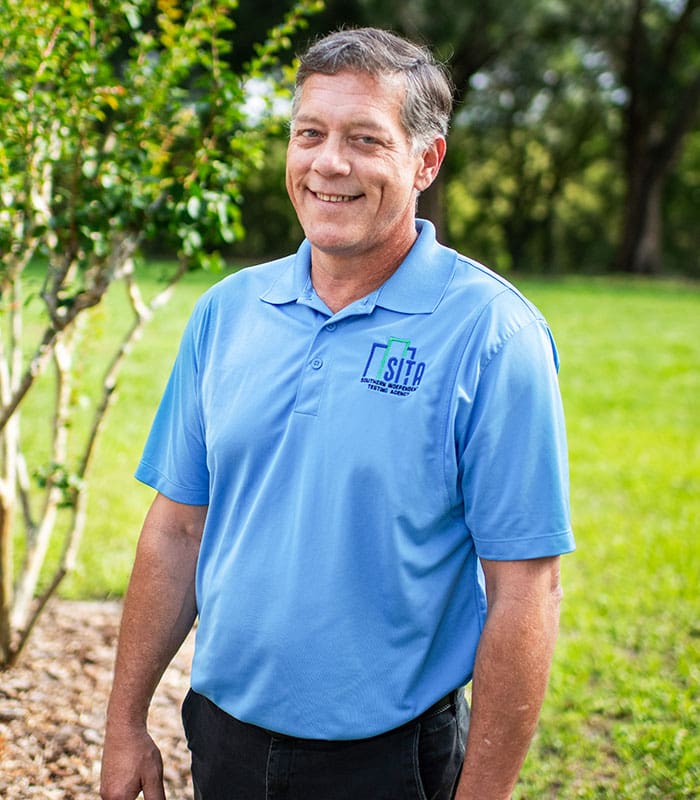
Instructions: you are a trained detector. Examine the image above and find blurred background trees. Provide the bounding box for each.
[229,0,700,276]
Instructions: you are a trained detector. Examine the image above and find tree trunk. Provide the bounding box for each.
[0,371,21,668]
[0,497,13,667]
[613,0,700,273]
[614,164,665,274]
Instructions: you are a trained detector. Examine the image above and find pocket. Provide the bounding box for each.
[415,708,464,800]
[409,724,430,800]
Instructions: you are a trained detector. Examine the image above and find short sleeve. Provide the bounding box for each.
[457,318,575,559]
[135,304,210,505]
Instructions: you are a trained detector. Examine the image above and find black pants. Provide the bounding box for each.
[182,689,469,800]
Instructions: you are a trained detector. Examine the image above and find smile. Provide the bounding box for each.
[314,191,359,203]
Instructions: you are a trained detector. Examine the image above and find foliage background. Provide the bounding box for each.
[226,0,700,277]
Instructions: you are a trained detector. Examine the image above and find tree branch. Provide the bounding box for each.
[13,256,190,654]
[10,334,75,632]
[659,0,699,77]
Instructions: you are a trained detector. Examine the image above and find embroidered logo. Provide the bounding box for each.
[360,337,426,397]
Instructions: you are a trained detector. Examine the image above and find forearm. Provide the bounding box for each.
[105,494,205,731]
[456,558,562,800]
[101,495,205,800]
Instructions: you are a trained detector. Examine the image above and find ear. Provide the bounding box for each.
[414,137,447,192]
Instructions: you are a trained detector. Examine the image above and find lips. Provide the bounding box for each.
[314,191,360,203]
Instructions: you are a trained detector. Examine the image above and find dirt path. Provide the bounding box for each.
[0,600,194,799]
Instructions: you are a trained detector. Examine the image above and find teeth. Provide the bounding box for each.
[316,192,356,203]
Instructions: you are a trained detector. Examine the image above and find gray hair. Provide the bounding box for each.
[292,28,454,152]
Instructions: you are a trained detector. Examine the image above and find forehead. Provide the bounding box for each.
[294,70,406,128]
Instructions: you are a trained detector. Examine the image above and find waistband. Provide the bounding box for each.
[260,690,459,743]
[418,690,457,721]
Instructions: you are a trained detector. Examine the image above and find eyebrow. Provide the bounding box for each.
[292,112,390,134]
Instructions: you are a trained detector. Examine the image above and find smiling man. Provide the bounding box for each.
[101,28,574,800]
[285,68,444,310]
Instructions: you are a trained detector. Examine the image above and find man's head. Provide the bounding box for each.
[292,28,453,154]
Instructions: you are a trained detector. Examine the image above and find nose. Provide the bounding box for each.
[312,136,351,177]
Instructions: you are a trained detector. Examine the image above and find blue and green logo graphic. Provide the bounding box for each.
[361,337,426,397]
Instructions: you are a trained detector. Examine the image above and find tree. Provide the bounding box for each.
[444,24,627,272]
[615,0,700,272]
[560,0,700,273]
[0,0,321,668]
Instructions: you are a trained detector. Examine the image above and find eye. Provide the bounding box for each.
[355,135,380,146]
[299,128,323,140]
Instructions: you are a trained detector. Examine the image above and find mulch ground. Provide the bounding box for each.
[0,600,194,799]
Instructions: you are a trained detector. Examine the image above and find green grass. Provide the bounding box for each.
[514,276,700,798]
[14,269,700,795]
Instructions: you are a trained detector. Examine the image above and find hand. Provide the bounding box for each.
[100,725,166,800]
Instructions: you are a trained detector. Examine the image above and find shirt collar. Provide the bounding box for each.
[259,239,313,305]
[260,220,457,315]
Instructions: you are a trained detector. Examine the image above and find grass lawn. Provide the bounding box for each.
[15,268,700,796]
[517,277,699,798]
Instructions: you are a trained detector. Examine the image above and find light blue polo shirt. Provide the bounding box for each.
[136,220,574,739]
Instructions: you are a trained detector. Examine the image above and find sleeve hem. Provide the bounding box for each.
[474,529,575,561]
[135,462,210,506]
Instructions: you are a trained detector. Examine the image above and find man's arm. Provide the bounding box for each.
[100,493,207,800]
[455,556,563,800]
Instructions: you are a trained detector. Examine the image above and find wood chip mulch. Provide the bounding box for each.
[0,600,194,799]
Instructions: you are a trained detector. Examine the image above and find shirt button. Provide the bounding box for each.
[326,323,337,332]
[311,358,323,370]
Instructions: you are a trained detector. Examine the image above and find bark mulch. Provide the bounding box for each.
[0,599,194,799]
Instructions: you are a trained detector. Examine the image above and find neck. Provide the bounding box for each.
[309,232,418,314]
[310,256,399,313]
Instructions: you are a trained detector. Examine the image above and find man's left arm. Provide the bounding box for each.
[455,556,563,800]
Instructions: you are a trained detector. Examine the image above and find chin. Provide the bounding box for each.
[306,227,360,253]
[313,240,361,257]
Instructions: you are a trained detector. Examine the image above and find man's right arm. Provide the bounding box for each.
[100,493,207,800]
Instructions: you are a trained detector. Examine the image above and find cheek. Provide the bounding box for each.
[284,163,300,206]
[285,149,311,189]
[380,176,419,207]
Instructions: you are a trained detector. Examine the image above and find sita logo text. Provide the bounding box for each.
[361,337,427,397]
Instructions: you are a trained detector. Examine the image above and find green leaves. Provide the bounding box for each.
[34,462,85,509]
[0,0,321,282]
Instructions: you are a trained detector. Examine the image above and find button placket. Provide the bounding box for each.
[294,324,333,416]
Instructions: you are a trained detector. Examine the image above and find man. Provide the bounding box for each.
[101,27,574,800]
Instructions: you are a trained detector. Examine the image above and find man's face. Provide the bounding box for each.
[286,70,439,269]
